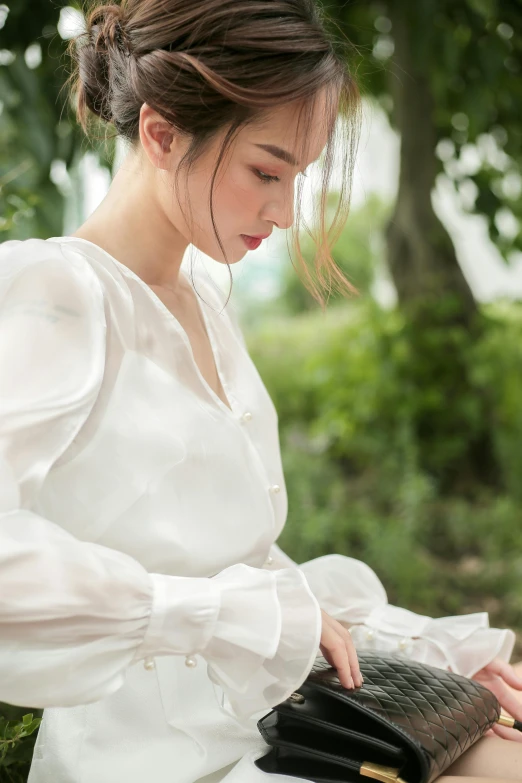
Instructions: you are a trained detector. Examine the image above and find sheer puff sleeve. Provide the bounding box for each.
[137,564,321,720]
[267,546,515,679]
[0,240,322,717]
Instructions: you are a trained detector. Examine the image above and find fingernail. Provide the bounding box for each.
[349,677,355,689]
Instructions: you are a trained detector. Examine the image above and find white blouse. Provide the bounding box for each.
[0,236,514,783]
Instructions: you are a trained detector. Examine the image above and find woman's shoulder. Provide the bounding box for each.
[0,237,104,288]
[0,237,107,321]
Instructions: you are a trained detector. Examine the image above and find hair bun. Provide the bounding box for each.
[76,4,128,124]
[89,5,126,51]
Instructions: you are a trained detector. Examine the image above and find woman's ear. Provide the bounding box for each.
[138,103,179,171]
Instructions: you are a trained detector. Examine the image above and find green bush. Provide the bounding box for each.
[0,704,41,783]
[247,298,522,648]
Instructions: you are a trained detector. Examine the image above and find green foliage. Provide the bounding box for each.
[249,283,500,487]
[0,1,115,240]
[246,298,522,644]
[0,1,76,238]
[0,704,41,783]
[471,301,522,498]
[328,0,522,262]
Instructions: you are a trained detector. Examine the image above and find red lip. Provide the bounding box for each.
[241,234,269,250]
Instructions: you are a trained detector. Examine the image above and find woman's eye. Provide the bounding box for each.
[253,169,280,185]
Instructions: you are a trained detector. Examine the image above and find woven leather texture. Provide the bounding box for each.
[257,653,500,783]
[309,653,500,782]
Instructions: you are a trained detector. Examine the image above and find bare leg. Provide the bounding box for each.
[441,736,522,779]
[437,778,516,783]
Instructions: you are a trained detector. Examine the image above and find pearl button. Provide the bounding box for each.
[265,555,274,566]
[143,657,155,671]
[185,655,198,668]
[398,637,409,651]
[269,484,281,494]
[241,411,253,423]
[365,629,375,641]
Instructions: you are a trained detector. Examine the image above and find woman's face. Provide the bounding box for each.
[161,92,332,265]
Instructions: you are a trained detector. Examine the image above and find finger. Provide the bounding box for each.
[339,626,363,687]
[490,678,522,721]
[490,659,522,691]
[330,642,355,690]
[320,622,343,669]
[491,723,522,743]
[322,615,360,688]
[321,623,354,690]
[319,644,335,668]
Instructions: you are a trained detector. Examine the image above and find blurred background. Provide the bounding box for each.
[0,0,521,778]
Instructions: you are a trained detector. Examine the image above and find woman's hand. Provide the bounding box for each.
[319,609,363,690]
[472,658,522,742]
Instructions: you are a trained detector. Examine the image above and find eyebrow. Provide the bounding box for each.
[253,143,299,167]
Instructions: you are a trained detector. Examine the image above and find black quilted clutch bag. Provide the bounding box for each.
[255,652,519,783]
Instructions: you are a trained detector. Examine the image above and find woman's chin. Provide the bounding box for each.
[193,240,246,265]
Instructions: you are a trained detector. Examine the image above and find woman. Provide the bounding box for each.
[0,1,521,781]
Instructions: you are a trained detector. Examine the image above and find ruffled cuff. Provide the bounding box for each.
[133,573,220,661]
[300,554,515,678]
[203,563,322,720]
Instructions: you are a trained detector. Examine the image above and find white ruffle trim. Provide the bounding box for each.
[203,563,321,720]
[300,554,515,678]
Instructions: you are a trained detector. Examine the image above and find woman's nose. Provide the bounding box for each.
[262,195,295,231]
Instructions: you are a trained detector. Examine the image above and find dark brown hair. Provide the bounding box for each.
[69,0,361,308]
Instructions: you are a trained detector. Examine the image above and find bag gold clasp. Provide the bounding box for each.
[361,762,407,783]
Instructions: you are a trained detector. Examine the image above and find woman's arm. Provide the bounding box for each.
[265,544,515,679]
[0,244,327,719]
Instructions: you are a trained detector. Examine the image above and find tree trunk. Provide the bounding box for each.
[386,1,475,318]
[384,0,501,492]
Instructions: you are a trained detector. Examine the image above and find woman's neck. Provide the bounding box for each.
[72,149,189,293]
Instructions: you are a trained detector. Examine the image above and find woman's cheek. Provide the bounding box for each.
[226,167,257,200]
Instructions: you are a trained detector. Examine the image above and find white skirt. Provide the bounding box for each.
[27,653,309,783]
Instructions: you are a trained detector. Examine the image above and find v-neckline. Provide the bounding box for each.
[50,236,235,417]
[149,276,234,414]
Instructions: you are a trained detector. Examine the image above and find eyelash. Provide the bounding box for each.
[253,169,308,185]
[254,169,280,185]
